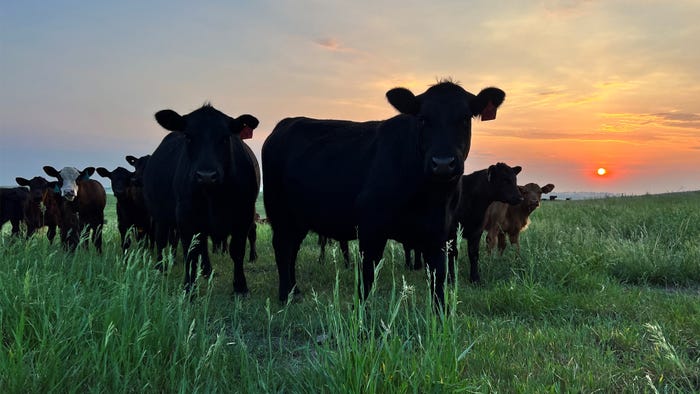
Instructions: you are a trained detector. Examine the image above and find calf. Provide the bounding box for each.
[43,166,106,252]
[447,163,522,283]
[483,182,555,253]
[263,81,505,308]
[0,187,30,236]
[143,104,260,293]
[15,176,62,240]
[96,166,151,249]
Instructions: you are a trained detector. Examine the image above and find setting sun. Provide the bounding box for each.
[597,168,607,176]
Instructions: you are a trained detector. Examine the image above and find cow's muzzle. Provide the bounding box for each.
[195,170,220,185]
[430,156,458,179]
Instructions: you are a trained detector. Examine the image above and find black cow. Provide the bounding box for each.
[15,176,62,241]
[95,165,148,249]
[43,166,106,252]
[263,81,505,308]
[143,104,260,293]
[447,163,522,283]
[0,187,30,236]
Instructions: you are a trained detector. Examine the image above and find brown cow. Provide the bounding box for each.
[483,182,555,253]
[43,166,106,252]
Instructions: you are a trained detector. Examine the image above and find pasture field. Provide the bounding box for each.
[1,192,699,392]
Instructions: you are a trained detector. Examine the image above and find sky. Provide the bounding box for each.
[2,0,699,195]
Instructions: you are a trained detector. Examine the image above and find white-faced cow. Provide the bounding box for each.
[483,182,555,253]
[262,81,505,309]
[143,104,260,293]
[43,166,106,252]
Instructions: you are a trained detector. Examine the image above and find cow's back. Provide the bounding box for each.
[143,132,183,225]
[77,180,106,217]
[263,117,381,238]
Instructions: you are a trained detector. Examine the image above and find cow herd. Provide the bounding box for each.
[1,80,555,311]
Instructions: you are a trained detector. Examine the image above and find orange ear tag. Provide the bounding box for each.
[240,126,253,140]
[481,101,497,121]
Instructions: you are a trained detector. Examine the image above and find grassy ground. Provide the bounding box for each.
[1,192,699,392]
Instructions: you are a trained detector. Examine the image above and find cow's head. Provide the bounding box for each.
[386,81,505,182]
[126,155,150,187]
[154,104,258,187]
[96,167,133,198]
[486,163,523,205]
[43,166,95,201]
[16,176,51,204]
[518,183,555,213]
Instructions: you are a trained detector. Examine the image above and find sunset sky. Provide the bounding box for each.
[2,1,699,195]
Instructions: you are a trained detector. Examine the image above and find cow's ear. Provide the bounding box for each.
[518,185,527,195]
[386,87,419,115]
[230,114,259,139]
[541,183,555,194]
[50,182,60,193]
[512,166,522,175]
[125,155,138,166]
[96,167,111,178]
[470,87,506,121]
[230,114,259,132]
[487,165,496,182]
[43,166,60,178]
[155,110,185,132]
[16,177,30,186]
[80,167,95,180]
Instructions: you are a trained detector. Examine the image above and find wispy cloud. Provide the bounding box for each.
[314,37,347,52]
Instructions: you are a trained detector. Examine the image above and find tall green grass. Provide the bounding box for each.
[1,192,699,392]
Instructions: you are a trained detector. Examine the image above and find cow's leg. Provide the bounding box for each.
[180,230,205,292]
[93,219,103,253]
[340,240,350,268]
[466,232,481,283]
[153,223,169,271]
[229,228,249,294]
[10,219,21,236]
[118,221,129,250]
[424,247,447,313]
[497,231,507,254]
[247,222,257,262]
[403,243,412,269]
[47,224,57,243]
[447,230,459,283]
[358,236,388,300]
[318,235,327,264]
[509,233,521,254]
[272,228,306,302]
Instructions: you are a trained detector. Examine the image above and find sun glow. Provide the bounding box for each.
[597,167,607,176]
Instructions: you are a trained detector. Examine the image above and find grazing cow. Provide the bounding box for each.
[143,104,260,293]
[263,81,505,308]
[483,182,555,253]
[15,176,62,240]
[0,187,30,236]
[318,235,350,267]
[447,163,523,283]
[43,166,106,252]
